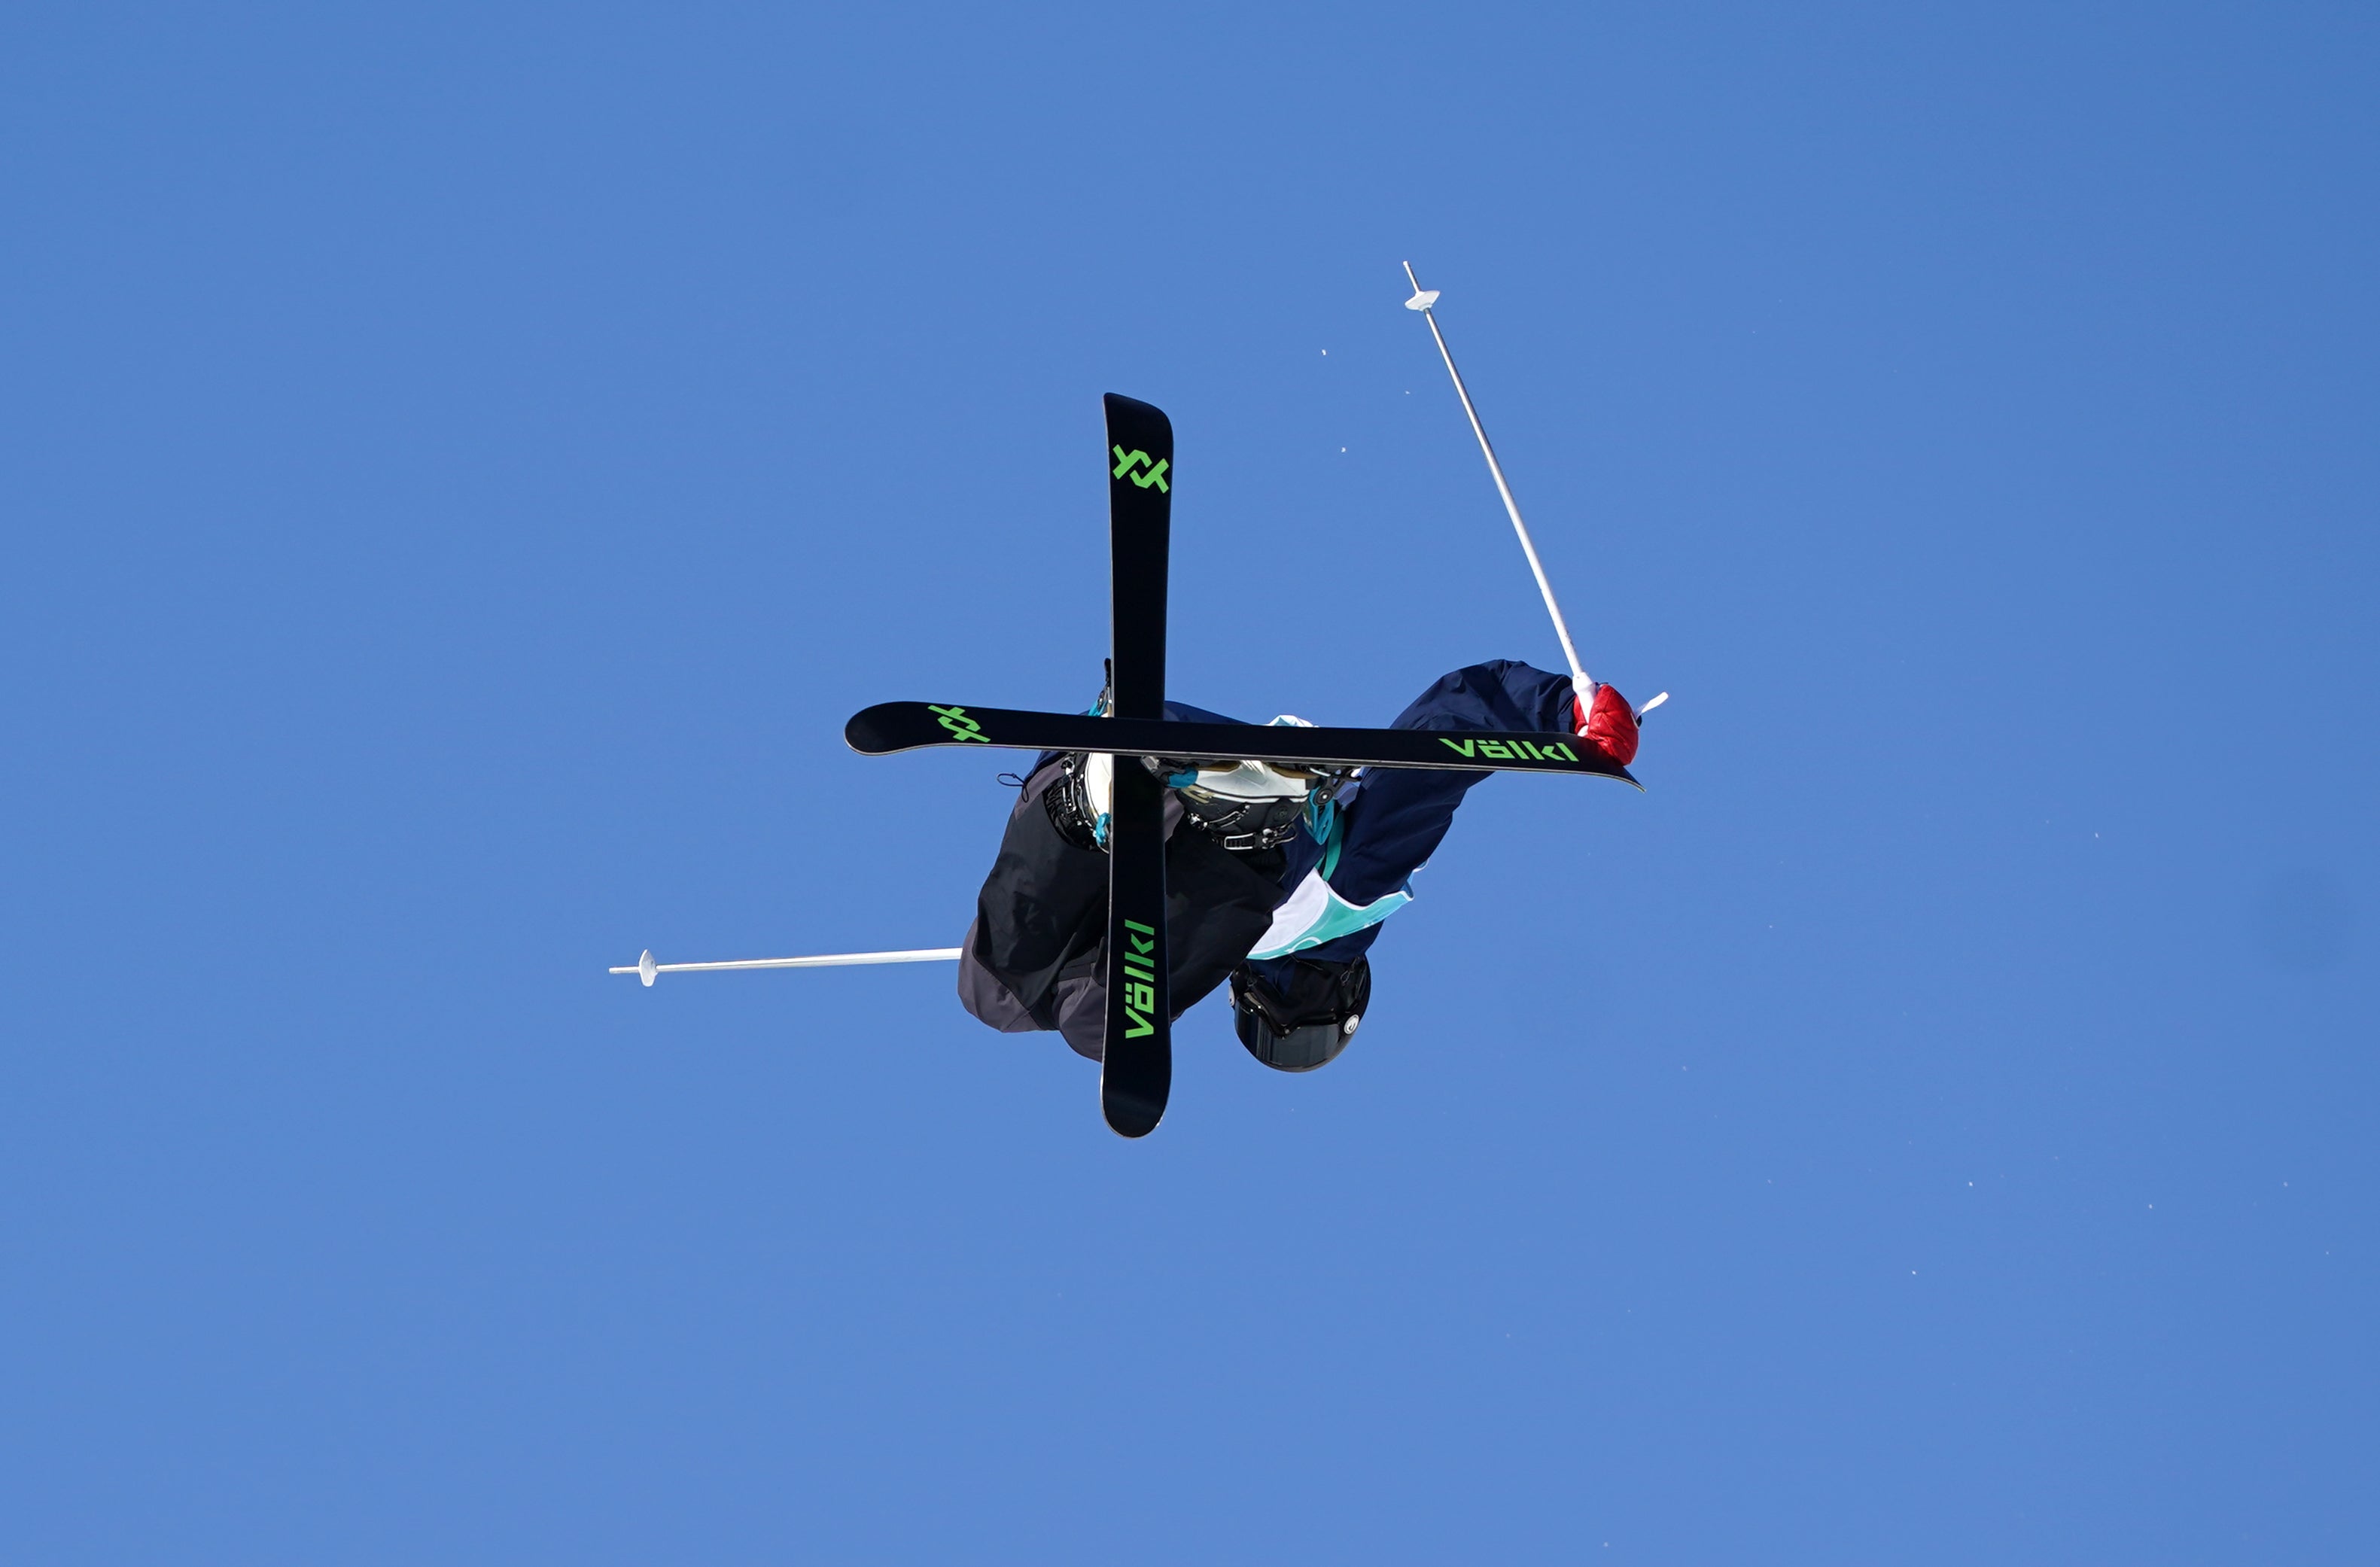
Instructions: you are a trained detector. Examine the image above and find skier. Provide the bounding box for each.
[957,660,1644,1072]
[613,272,1651,1139]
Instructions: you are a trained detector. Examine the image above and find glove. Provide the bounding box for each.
[1573,681,1640,765]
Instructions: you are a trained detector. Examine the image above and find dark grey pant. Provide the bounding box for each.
[957,754,1289,1060]
[957,661,1580,1060]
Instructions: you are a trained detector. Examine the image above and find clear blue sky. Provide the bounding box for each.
[4,4,2373,1561]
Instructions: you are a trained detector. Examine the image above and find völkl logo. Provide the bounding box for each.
[928,705,991,743]
[1120,919,1158,1038]
[1110,446,1170,492]
[1438,735,1580,762]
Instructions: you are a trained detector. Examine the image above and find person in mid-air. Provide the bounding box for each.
[957,660,1645,1073]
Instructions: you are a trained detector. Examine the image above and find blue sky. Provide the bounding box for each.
[3,4,2373,1561]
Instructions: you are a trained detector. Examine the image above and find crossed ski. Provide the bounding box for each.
[848,394,1636,1139]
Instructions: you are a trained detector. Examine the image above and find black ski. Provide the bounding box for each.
[844,702,1641,787]
[1098,394,1173,1139]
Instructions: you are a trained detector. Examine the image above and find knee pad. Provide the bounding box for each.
[1230,957,1371,1073]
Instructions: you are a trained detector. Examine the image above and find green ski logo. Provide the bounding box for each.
[1438,735,1580,762]
[927,704,991,743]
[1120,918,1158,1039]
[1111,446,1170,493]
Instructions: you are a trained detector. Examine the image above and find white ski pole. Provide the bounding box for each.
[610,947,962,987]
[1402,260,1594,696]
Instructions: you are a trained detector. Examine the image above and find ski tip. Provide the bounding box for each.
[844,703,903,755]
[1102,392,1172,436]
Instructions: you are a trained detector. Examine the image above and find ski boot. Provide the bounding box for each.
[1229,956,1371,1073]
